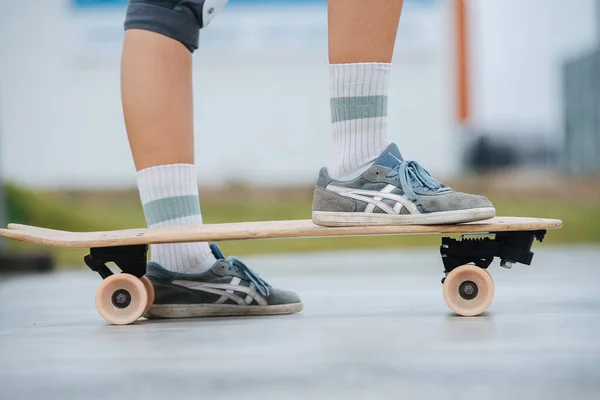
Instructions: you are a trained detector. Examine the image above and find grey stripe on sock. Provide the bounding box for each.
[143,195,201,226]
[330,95,388,123]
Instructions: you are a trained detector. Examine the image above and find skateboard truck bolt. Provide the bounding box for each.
[500,260,514,269]
[458,280,478,300]
[111,289,132,309]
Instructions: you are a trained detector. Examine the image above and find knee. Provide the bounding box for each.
[124,0,228,53]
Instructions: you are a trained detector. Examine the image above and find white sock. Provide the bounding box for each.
[136,164,217,274]
[328,62,391,180]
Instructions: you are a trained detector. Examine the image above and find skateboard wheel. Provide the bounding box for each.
[442,264,494,317]
[140,276,155,317]
[95,273,148,325]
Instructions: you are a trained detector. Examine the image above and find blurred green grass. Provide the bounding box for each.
[2,176,599,268]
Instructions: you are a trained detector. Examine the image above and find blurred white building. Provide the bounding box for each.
[0,0,597,189]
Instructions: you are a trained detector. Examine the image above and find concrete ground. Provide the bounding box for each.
[1,245,599,399]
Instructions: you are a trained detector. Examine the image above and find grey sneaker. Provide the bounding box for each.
[144,244,302,319]
[312,143,495,226]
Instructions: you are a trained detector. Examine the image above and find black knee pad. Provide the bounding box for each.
[124,0,228,53]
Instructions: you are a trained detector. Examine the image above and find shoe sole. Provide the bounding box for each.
[312,207,496,227]
[145,302,303,319]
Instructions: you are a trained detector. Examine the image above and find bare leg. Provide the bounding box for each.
[328,0,403,64]
[326,0,403,180]
[121,29,194,170]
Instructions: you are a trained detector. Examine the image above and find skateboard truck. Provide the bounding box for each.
[0,216,562,323]
[439,229,547,280]
[84,245,148,279]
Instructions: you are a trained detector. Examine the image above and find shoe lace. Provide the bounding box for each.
[386,160,451,201]
[228,256,271,297]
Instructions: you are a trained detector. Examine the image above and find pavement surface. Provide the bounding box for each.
[1,246,599,399]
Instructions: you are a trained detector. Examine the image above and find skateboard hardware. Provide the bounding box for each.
[439,229,547,278]
[458,280,478,300]
[0,217,562,324]
[82,245,155,324]
[438,229,547,315]
[84,245,148,279]
[112,289,132,309]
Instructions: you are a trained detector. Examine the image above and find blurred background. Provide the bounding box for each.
[0,0,598,267]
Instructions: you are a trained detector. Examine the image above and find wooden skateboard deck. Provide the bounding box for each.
[0,216,562,325]
[0,216,562,248]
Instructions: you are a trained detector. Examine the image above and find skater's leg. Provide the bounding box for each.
[312,0,495,226]
[327,0,403,180]
[122,29,194,170]
[121,28,216,274]
[122,0,228,169]
[119,1,301,318]
[122,0,229,274]
[328,0,403,64]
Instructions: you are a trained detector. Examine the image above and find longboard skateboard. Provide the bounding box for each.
[0,216,562,325]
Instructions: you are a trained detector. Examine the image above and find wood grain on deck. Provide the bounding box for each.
[0,217,562,249]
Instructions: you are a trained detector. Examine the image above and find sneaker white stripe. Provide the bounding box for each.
[173,279,267,306]
[393,201,403,214]
[215,277,241,304]
[327,184,421,214]
[365,184,396,213]
[187,285,246,305]
[225,276,241,301]
[343,192,396,214]
[245,283,255,304]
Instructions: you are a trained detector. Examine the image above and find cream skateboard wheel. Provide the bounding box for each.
[443,264,494,316]
[1,217,562,322]
[140,276,155,317]
[95,274,148,325]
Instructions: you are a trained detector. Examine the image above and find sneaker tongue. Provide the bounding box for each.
[372,143,404,169]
